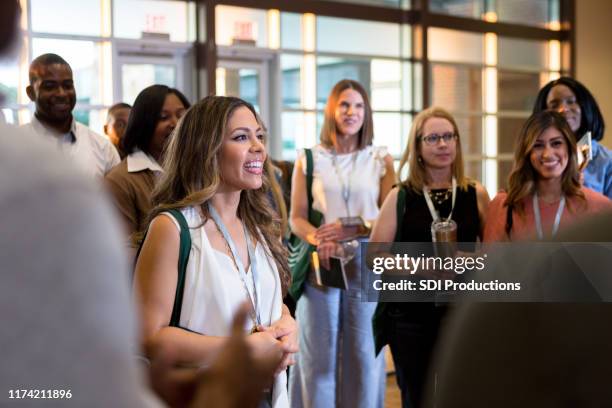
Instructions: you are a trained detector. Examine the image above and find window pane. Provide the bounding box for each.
[401,62,413,111]
[465,160,483,183]
[31,0,102,36]
[281,111,317,160]
[497,160,514,191]
[431,64,483,113]
[373,113,403,157]
[316,57,402,111]
[497,0,558,28]
[498,117,526,155]
[316,56,371,109]
[371,60,401,111]
[32,38,103,106]
[281,13,302,50]
[115,0,195,42]
[498,71,541,112]
[1,109,18,125]
[281,54,303,109]
[0,61,19,105]
[455,115,482,156]
[74,109,107,135]
[498,37,549,71]
[122,63,176,105]
[430,0,483,19]
[428,28,484,64]
[215,6,268,47]
[316,17,401,57]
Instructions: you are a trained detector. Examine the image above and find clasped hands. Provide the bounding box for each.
[247,307,298,376]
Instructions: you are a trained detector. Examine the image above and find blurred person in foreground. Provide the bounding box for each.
[430,209,612,408]
[0,2,281,407]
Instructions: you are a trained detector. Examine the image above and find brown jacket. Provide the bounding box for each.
[105,159,157,239]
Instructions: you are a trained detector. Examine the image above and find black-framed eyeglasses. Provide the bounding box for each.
[419,132,457,146]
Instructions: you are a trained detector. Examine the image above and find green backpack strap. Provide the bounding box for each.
[166,208,192,327]
[135,209,191,328]
[304,148,321,225]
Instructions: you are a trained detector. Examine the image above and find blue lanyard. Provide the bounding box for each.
[208,204,261,328]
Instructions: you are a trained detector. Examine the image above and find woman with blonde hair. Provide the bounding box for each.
[288,79,395,408]
[370,106,489,407]
[133,96,297,407]
[484,110,611,242]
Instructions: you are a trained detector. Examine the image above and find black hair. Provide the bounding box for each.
[107,102,131,121]
[29,53,71,84]
[121,85,190,155]
[533,77,605,142]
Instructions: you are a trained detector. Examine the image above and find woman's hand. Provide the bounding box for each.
[259,310,299,374]
[316,240,341,270]
[315,222,355,243]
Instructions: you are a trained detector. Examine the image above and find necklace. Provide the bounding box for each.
[429,188,452,206]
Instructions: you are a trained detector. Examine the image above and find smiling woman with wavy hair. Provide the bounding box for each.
[134,95,295,407]
[484,110,611,242]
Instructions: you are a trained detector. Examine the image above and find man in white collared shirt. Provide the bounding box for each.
[21,53,120,179]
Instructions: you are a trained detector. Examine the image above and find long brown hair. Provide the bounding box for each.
[319,79,374,150]
[399,106,468,192]
[505,110,584,215]
[147,96,290,294]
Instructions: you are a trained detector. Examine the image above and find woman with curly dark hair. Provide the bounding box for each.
[533,77,611,199]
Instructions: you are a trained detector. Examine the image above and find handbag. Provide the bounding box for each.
[287,148,323,302]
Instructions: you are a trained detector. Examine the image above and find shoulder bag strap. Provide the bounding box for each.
[394,185,406,242]
[166,209,192,327]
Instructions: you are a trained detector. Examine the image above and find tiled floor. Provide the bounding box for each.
[385,374,402,408]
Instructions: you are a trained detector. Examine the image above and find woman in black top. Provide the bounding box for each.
[370,107,489,408]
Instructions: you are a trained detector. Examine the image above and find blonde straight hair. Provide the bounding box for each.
[398,106,468,192]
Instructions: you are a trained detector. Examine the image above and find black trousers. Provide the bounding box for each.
[387,304,447,408]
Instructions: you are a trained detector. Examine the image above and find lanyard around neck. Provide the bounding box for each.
[208,204,261,328]
[533,193,565,240]
[331,149,358,217]
[423,177,457,222]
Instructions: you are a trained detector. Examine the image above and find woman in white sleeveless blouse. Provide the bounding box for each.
[134,96,296,408]
[288,79,396,408]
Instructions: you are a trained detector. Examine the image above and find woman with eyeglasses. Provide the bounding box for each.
[533,77,611,199]
[484,110,611,242]
[288,79,395,408]
[369,107,489,408]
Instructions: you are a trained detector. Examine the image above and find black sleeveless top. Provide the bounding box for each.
[396,183,480,242]
[388,183,480,317]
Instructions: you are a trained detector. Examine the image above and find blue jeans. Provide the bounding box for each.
[289,246,385,408]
